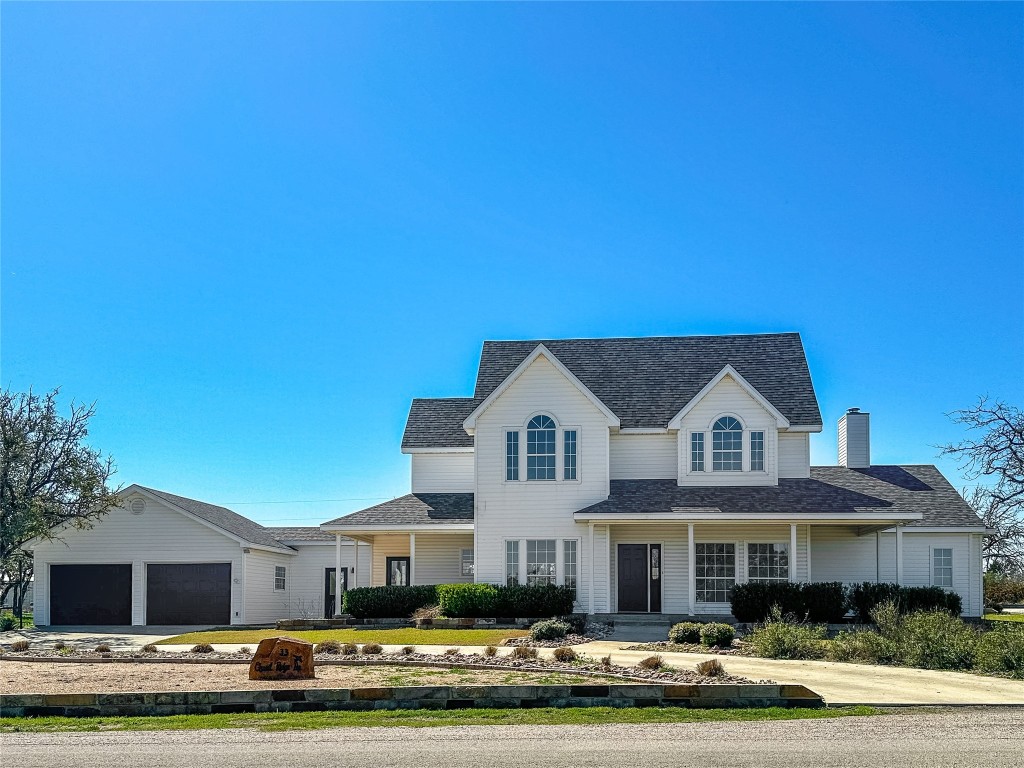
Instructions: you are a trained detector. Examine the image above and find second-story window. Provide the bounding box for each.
[563,430,577,480]
[526,415,556,480]
[712,416,743,471]
[691,432,705,472]
[505,431,519,481]
[750,431,765,471]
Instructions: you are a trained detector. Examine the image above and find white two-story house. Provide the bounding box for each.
[321,333,986,618]
[29,332,986,627]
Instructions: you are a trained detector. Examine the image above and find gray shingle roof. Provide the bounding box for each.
[476,334,821,430]
[402,398,476,449]
[403,333,822,448]
[575,465,983,528]
[265,527,338,543]
[138,486,293,550]
[322,494,474,527]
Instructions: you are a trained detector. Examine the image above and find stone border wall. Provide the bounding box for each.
[1,683,822,718]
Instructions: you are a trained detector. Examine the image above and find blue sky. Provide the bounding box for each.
[3,3,1021,526]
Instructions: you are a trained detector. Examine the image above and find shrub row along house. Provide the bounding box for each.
[31,333,987,626]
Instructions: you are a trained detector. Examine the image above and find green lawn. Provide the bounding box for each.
[984,613,1024,623]
[0,706,881,733]
[155,627,528,646]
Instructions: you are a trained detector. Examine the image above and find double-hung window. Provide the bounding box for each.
[750,431,765,471]
[505,431,519,481]
[526,415,556,480]
[691,432,705,472]
[563,430,577,480]
[932,548,953,587]
[461,548,475,577]
[746,543,789,582]
[274,566,287,591]
[695,543,736,603]
[526,539,557,585]
[712,417,743,471]
[505,541,520,586]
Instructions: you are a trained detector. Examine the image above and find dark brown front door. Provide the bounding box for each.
[617,544,649,612]
[325,567,347,618]
[50,564,132,625]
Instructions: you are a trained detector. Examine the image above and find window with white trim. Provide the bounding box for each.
[274,566,286,591]
[932,548,953,587]
[712,417,743,471]
[526,415,556,480]
[750,431,765,472]
[505,431,519,481]
[563,539,577,591]
[695,543,736,603]
[505,540,519,586]
[526,539,557,585]
[691,432,705,472]
[747,543,789,582]
[563,430,577,480]
[461,548,474,577]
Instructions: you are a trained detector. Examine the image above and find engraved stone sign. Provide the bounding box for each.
[248,636,315,680]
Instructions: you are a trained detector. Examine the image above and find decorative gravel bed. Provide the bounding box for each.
[624,641,754,656]
[501,622,613,648]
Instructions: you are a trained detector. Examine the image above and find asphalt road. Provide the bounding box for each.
[3,709,1022,768]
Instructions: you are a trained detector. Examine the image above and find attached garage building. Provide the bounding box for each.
[31,485,369,627]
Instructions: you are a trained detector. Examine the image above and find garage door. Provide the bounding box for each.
[50,564,132,625]
[146,563,231,625]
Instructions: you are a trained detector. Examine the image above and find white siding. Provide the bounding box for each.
[32,497,249,626]
[414,534,475,584]
[810,526,880,584]
[676,375,781,486]
[778,432,811,478]
[473,352,610,612]
[411,453,475,493]
[278,542,371,619]
[244,549,294,624]
[610,434,677,479]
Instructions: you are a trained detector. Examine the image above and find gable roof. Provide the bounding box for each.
[133,486,294,551]
[265,526,339,543]
[402,398,476,450]
[321,493,474,528]
[574,465,982,528]
[476,334,821,431]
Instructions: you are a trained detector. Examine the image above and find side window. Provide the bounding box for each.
[933,548,953,587]
[691,432,705,472]
[461,548,474,577]
[274,566,286,591]
[750,431,765,471]
[563,430,577,480]
[505,431,519,481]
[505,541,520,586]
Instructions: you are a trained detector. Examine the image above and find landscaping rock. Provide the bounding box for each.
[248,637,314,681]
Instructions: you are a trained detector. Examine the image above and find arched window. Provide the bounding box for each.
[526,414,556,480]
[712,416,743,471]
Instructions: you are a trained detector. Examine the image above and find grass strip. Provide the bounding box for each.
[0,705,880,733]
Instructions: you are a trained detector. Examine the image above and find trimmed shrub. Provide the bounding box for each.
[443,647,460,656]
[530,619,570,641]
[400,645,415,655]
[240,646,252,655]
[668,622,702,644]
[10,639,29,652]
[747,610,826,660]
[849,582,961,622]
[57,645,75,656]
[552,646,577,663]
[436,584,498,618]
[985,574,1024,605]
[557,613,588,634]
[342,585,438,619]
[492,584,575,618]
[483,645,498,657]
[699,623,735,648]
[0,615,16,631]
[191,643,215,653]
[599,655,612,668]
[637,654,663,670]
[975,625,1024,678]
[801,582,848,623]
[142,643,159,653]
[730,582,805,622]
[53,640,67,651]
[894,611,977,670]
[94,644,111,653]
[696,658,725,677]
[341,642,358,655]
[315,640,343,654]
[512,645,538,660]
[360,643,384,655]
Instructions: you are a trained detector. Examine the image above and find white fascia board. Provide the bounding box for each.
[880,526,991,534]
[617,428,670,434]
[573,511,924,523]
[783,424,823,433]
[666,365,790,429]
[319,524,475,534]
[243,543,299,556]
[462,344,619,429]
[128,486,295,555]
[276,540,356,547]
[401,447,474,455]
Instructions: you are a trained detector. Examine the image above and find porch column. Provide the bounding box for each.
[605,525,612,612]
[588,523,595,614]
[789,524,798,583]
[335,534,343,616]
[895,525,903,585]
[353,539,359,588]
[409,533,416,586]
[687,523,695,616]
[805,525,812,582]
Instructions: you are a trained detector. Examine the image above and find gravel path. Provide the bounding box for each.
[0,661,608,694]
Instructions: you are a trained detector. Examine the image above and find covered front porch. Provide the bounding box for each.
[576,513,922,617]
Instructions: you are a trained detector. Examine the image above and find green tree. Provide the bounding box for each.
[0,388,121,619]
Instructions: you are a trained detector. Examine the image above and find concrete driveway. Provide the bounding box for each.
[575,640,1024,706]
[1,626,214,650]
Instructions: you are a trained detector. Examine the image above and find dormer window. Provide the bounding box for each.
[526,414,557,480]
[712,416,743,471]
